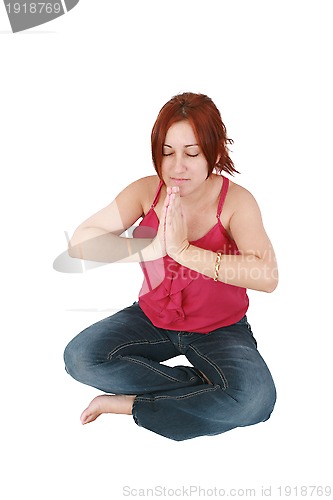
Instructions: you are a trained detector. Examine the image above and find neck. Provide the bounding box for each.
[180,175,215,208]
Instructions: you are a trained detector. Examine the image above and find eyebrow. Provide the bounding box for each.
[163,143,199,148]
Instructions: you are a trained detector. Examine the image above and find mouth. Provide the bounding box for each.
[171,178,189,184]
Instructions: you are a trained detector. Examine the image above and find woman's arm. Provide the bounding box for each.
[68,177,165,263]
[166,186,278,293]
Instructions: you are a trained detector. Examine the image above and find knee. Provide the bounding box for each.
[235,380,277,426]
[63,339,76,377]
[63,336,91,381]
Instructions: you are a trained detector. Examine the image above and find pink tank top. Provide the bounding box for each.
[133,176,249,333]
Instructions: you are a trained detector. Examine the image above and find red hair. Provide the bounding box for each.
[151,92,239,178]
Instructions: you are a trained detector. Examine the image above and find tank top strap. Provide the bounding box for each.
[216,176,229,218]
[151,179,164,208]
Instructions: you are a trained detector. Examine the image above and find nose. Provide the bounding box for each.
[173,154,187,174]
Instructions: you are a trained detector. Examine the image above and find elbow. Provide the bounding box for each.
[67,242,82,259]
[263,279,278,293]
[263,268,279,293]
[248,258,279,293]
[68,247,75,259]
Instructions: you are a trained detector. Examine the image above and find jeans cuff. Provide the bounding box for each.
[132,397,141,426]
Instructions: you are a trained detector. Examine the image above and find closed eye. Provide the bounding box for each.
[162,153,199,157]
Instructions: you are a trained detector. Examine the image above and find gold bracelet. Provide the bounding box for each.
[214,252,222,282]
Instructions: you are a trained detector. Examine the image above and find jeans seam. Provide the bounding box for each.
[136,384,222,402]
[107,339,170,359]
[188,345,229,390]
[120,355,194,383]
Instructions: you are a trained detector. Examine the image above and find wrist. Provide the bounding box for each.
[168,241,191,264]
[144,237,166,261]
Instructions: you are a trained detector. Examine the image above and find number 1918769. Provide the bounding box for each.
[5,3,61,14]
[277,486,331,496]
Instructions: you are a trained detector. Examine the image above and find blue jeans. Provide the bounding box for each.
[64,302,276,441]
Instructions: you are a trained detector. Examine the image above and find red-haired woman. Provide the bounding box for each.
[64,92,278,441]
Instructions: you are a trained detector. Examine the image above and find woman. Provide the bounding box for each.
[64,92,278,441]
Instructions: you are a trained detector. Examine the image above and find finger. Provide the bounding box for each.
[166,192,175,209]
[171,191,182,214]
[166,197,176,226]
[168,193,178,215]
[166,195,174,216]
[163,190,172,209]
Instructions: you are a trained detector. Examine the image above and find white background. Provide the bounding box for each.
[1,1,332,499]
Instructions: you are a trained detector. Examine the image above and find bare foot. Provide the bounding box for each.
[80,394,136,425]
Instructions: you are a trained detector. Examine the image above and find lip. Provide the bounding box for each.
[171,178,189,184]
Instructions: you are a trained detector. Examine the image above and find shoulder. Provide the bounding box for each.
[115,175,162,215]
[227,179,261,216]
[117,175,160,201]
[128,175,160,191]
[140,175,161,193]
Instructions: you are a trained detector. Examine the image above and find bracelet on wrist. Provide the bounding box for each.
[214,252,222,282]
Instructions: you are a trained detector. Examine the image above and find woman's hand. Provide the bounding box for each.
[165,186,190,260]
[150,189,170,259]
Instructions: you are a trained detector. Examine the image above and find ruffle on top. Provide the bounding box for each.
[132,177,249,332]
[140,256,194,322]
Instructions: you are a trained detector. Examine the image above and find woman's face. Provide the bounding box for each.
[161,120,210,196]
